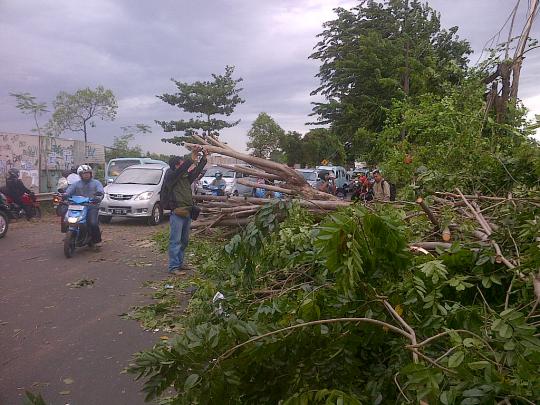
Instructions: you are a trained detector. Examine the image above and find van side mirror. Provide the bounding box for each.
[107,178,113,184]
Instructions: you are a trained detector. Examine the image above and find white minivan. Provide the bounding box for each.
[105,157,167,184]
[99,164,169,225]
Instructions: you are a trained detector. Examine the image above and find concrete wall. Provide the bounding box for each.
[0,132,105,192]
[0,133,40,192]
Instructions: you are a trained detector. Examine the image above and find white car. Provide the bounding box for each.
[197,165,253,196]
[99,164,169,225]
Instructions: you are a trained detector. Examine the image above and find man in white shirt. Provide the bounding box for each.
[66,167,81,185]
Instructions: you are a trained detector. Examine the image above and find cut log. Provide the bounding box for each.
[219,163,282,181]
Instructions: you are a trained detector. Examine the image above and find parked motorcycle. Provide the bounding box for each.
[62,195,100,258]
[4,192,41,220]
[0,192,10,239]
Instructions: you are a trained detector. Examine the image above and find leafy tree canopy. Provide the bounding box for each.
[247,113,285,159]
[47,85,117,142]
[157,65,244,145]
[105,124,151,160]
[309,0,471,159]
[9,92,48,135]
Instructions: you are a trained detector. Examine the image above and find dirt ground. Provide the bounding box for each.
[0,214,176,405]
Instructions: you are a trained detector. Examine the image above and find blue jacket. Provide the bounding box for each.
[66,179,104,200]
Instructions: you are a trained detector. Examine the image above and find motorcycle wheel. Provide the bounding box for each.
[64,231,76,258]
[0,211,8,239]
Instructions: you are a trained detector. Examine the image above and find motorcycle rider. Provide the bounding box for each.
[66,166,81,185]
[210,171,227,196]
[64,165,104,245]
[5,168,33,219]
[57,169,71,192]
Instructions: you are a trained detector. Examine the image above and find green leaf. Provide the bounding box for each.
[503,340,516,351]
[498,323,513,339]
[184,374,199,391]
[468,361,490,370]
[448,350,464,368]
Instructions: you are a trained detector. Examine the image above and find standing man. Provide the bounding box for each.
[372,169,391,201]
[164,146,208,275]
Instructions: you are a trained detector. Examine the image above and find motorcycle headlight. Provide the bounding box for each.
[135,191,153,201]
[67,216,79,224]
[225,184,233,191]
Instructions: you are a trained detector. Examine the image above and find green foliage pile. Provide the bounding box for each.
[129,201,540,404]
[374,80,540,195]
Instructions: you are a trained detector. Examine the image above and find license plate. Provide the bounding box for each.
[68,205,84,210]
[113,209,127,214]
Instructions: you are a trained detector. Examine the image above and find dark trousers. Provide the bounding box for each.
[86,207,101,243]
[13,196,32,219]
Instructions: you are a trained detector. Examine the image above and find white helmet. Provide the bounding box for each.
[77,164,92,175]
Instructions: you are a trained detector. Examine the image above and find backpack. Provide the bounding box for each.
[160,169,175,210]
[384,180,397,201]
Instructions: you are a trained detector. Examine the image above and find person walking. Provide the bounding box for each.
[164,146,207,275]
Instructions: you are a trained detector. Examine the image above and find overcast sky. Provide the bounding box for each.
[1,0,539,155]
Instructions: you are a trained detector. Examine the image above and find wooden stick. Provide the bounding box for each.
[409,242,452,250]
[456,188,492,236]
[182,142,307,184]
[218,163,282,181]
[237,179,296,195]
[416,197,439,227]
[193,194,351,208]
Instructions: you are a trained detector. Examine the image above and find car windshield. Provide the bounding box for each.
[204,167,234,178]
[298,171,318,181]
[108,160,140,177]
[114,168,163,185]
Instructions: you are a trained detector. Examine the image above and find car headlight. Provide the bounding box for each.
[67,216,79,224]
[135,191,153,201]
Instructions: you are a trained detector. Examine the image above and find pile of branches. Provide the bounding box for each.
[184,135,349,231]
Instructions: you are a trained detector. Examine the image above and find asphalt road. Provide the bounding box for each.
[0,215,172,405]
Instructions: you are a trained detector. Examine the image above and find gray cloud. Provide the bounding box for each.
[1,0,538,154]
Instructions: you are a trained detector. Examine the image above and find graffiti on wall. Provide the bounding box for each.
[1,133,106,191]
[0,133,40,190]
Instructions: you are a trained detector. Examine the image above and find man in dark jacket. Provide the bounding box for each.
[5,168,33,219]
[165,146,208,275]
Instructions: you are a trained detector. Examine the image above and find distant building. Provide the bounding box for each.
[0,132,105,192]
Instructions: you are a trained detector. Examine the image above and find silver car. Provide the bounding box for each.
[99,164,168,225]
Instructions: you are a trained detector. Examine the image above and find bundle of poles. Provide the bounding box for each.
[184,134,349,232]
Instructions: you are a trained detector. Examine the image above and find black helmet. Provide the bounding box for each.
[8,168,19,178]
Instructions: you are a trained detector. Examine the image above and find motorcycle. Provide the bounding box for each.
[0,192,10,239]
[203,184,226,196]
[62,195,100,258]
[5,192,41,220]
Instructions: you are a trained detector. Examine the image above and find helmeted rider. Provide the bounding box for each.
[210,171,227,191]
[64,165,104,245]
[5,168,33,219]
